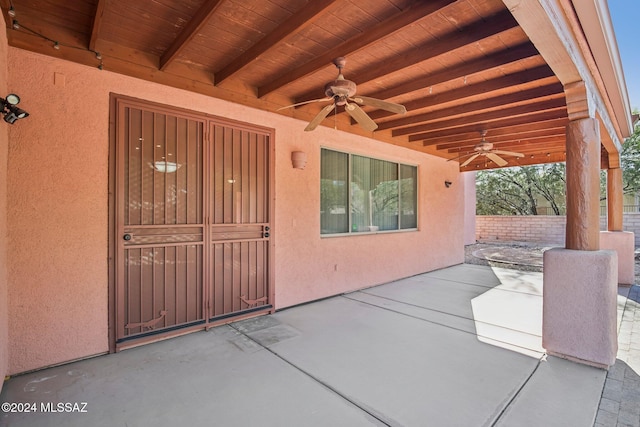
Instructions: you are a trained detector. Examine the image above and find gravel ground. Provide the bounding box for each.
[464,242,545,273]
[466,241,640,284]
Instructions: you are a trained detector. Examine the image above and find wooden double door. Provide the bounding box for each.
[112,97,273,348]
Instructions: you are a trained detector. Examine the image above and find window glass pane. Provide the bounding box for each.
[399,164,417,229]
[320,148,417,235]
[320,149,349,234]
[351,155,399,232]
[350,155,368,232]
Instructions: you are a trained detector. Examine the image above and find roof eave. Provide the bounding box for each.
[572,0,633,138]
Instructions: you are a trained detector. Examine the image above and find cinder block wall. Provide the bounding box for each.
[476,214,640,246]
[622,214,640,245]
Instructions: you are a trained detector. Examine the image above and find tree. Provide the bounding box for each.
[620,119,640,197]
[476,113,640,215]
[476,164,566,215]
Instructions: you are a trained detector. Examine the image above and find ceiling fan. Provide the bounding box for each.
[279,57,407,132]
[450,130,525,167]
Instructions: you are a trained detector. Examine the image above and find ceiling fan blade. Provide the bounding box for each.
[278,97,332,111]
[492,149,525,158]
[486,152,508,167]
[304,104,335,131]
[345,102,378,131]
[350,96,407,115]
[460,153,480,167]
[447,152,474,162]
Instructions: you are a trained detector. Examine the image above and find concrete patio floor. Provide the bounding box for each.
[0,263,637,427]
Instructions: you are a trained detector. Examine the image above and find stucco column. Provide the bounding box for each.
[602,166,636,285]
[607,167,623,231]
[565,118,600,250]
[542,116,618,368]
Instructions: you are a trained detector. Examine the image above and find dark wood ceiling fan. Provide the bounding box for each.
[279,57,407,131]
[450,130,525,167]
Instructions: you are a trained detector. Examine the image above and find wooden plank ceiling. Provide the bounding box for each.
[1,0,572,170]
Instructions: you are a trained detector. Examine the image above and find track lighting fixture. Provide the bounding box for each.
[1,94,29,124]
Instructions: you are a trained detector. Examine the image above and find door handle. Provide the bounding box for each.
[263,232,270,238]
[123,234,132,241]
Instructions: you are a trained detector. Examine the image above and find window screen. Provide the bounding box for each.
[321,148,417,235]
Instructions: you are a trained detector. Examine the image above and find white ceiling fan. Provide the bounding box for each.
[279,57,406,132]
[450,130,525,167]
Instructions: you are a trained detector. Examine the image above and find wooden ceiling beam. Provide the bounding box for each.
[159,0,225,71]
[377,83,564,130]
[394,97,566,137]
[459,152,567,171]
[215,0,339,85]
[368,65,556,122]
[407,107,568,141]
[441,128,566,151]
[10,28,115,66]
[362,42,540,102]
[89,0,107,51]
[295,8,519,104]
[257,0,456,98]
[355,9,519,87]
[445,143,567,166]
[422,118,569,146]
[446,136,566,154]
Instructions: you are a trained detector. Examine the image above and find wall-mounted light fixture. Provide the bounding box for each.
[152,161,180,173]
[444,180,452,188]
[1,94,29,124]
[291,151,307,169]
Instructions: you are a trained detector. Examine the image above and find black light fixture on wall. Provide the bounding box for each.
[1,94,29,124]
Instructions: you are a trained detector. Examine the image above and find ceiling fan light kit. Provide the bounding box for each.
[281,57,407,132]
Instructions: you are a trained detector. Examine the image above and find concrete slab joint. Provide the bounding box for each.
[542,248,618,368]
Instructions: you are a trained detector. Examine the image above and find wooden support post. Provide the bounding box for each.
[565,118,600,250]
[607,167,623,231]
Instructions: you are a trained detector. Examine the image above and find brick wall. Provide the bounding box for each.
[476,213,640,246]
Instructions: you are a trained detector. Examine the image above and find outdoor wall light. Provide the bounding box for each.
[1,94,29,125]
[444,180,452,188]
[291,151,307,169]
[152,161,180,173]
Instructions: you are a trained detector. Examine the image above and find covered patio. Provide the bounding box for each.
[2,263,639,426]
[0,0,636,422]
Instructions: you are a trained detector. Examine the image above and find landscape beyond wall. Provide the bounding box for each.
[476,214,640,246]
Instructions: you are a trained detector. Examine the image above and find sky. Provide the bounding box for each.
[609,1,640,112]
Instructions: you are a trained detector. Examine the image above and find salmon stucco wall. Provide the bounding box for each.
[274,130,465,308]
[7,48,464,374]
[0,13,9,390]
[463,171,477,246]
